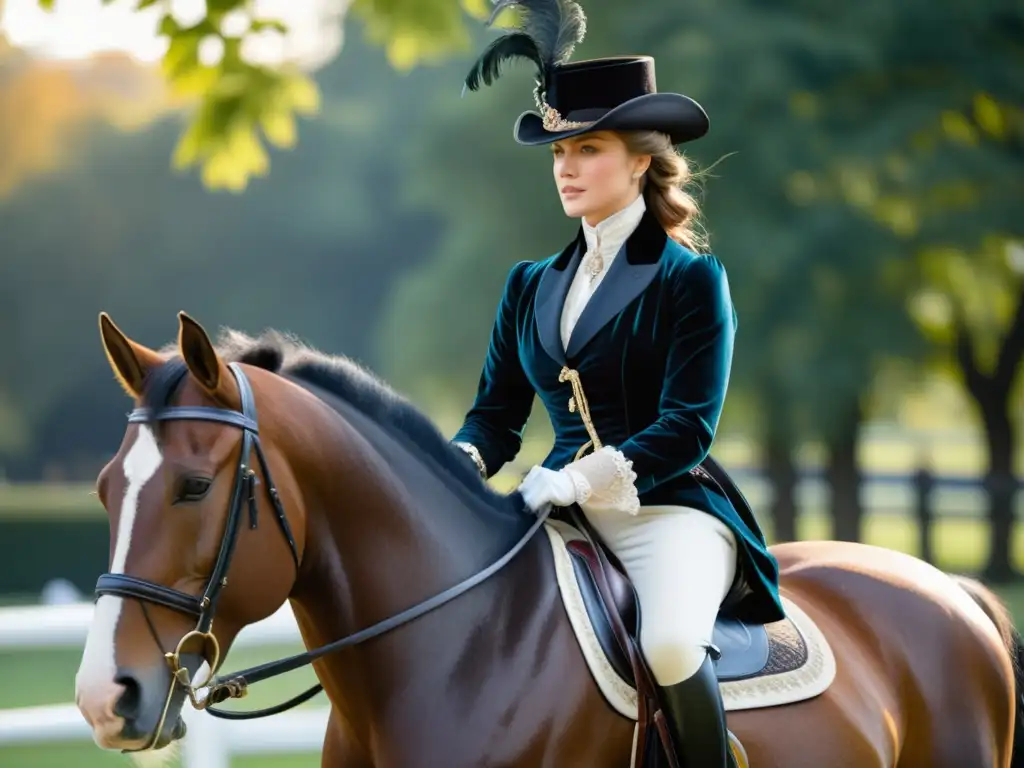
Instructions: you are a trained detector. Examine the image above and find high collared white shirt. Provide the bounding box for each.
[560,193,647,351]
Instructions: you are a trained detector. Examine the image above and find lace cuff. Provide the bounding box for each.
[453,441,487,478]
[564,467,592,506]
[562,445,640,516]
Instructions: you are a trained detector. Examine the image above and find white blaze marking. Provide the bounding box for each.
[76,425,163,712]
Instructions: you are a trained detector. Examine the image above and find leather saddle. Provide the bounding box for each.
[552,454,769,767]
[565,537,770,688]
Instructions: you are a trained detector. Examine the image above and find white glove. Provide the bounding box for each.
[517,465,578,513]
[517,446,641,516]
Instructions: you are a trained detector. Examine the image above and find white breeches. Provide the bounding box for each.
[582,504,738,686]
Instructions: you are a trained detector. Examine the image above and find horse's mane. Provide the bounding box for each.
[203,328,517,513]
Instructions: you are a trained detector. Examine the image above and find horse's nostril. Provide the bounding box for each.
[113,673,141,721]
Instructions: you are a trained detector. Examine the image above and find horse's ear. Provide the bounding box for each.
[177,311,237,407]
[98,312,164,400]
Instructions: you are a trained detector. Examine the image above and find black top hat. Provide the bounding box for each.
[463,0,709,146]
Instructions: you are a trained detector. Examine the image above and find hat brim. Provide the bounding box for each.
[513,93,709,146]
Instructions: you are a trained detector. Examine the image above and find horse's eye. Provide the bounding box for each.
[175,476,212,504]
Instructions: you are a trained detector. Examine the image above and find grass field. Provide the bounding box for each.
[3,512,1024,767]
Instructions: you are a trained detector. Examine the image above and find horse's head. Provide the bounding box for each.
[75,311,305,755]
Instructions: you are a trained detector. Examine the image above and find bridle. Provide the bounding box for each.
[93,361,551,734]
[95,361,300,740]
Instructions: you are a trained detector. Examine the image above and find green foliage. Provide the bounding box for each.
[30,0,318,190]
[713,0,1023,444]
[819,3,1024,399]
[33,0,481,191]
[351,0,489,70]
[911,239,1022,369]
[169,64,320,191]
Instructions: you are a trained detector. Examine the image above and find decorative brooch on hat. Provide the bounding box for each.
[463,0,591,132]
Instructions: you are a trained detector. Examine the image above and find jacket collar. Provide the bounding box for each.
[536,206,669,365]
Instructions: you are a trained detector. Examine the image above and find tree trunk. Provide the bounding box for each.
[765,417,799,543]
[828,400,864,543]
[981,405,1018,583]
[954,285,1024,583]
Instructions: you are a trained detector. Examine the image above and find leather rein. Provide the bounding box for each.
[94,362,552,722]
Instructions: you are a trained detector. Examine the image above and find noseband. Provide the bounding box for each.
[94,361,552,726]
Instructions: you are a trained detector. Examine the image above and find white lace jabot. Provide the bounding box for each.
[560,193,646,350]
[582,192,646,262]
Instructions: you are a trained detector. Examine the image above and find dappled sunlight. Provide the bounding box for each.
[1,0,347,69]
[1,0,167,63]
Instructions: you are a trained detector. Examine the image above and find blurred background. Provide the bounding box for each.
[0,0,1021,765]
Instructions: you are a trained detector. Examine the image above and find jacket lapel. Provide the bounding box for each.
[565,208,668,359]
[534,233,583,367]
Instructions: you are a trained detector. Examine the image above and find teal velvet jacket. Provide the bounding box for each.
[453,208,784,625]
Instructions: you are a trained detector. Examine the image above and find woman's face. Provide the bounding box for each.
[551,130,650,225]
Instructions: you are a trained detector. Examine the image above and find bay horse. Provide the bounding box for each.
[75,310,1022,767]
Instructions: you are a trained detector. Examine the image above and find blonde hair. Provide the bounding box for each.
[620,130,709,253]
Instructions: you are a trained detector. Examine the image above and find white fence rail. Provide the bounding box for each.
[0,602,325,768]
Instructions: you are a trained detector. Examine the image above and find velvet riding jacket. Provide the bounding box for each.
[453,208,784,625]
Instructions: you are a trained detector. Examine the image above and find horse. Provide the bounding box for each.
[74,310,1023,767]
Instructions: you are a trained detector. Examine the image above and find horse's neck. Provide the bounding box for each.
[278,395,533,731]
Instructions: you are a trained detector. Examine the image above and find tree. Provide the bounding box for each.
[910,242,1024,580]
[949,250,1023,581]
[735,0,1024,544]
[815,2,1024,576]
[33,0,488,191]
